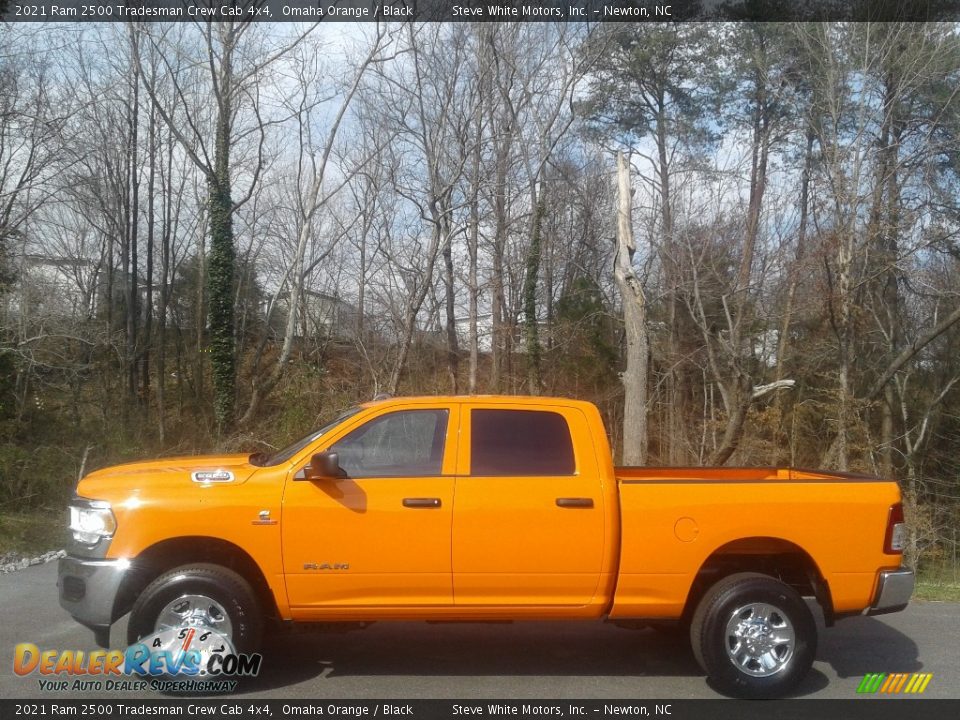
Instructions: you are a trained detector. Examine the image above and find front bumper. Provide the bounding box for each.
[867,568,915,615]
[58,555,128,643]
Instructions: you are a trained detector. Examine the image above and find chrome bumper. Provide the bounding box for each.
[867,568,914,616]
[58,556,127,636]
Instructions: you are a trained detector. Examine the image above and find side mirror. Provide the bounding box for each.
[302,451,345,481]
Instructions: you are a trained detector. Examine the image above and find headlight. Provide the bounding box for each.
[68,500,117,545]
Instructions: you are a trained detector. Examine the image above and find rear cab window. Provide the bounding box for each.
[469,408,576,476]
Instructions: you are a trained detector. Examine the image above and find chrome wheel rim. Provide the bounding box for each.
[155,594,233,640]
[724,602,795,677]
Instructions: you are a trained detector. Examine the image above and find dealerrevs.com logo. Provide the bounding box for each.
[14,627,262,693]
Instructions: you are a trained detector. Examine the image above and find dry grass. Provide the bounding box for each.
[0,510,63,557]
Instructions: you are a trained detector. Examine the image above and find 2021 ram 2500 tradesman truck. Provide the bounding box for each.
[59,395,914,698]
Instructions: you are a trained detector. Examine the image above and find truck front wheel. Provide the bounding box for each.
[690,572,816,698]
[127,563,262,653]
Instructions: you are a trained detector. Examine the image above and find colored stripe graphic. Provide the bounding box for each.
[858,672,932,694]
[906,673,933,693]
[857,673,885,693]
[892,673,909,693]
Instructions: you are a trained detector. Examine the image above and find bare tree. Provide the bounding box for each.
[131,18,316,432]
[614,152,648,464]
[240,27,388,425]
[795,23,960,469]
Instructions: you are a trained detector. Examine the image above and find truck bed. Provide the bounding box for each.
[608,465,900,619]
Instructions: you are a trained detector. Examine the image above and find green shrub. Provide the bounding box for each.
[0,443,75,509]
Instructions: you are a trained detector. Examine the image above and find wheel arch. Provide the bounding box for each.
[113,536,279,625]
[684,536,833,625]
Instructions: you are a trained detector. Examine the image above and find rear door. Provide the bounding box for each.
[283,404,458,614]
[451,404,605,607]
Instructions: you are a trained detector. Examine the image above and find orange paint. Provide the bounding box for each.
[75,395,905,623]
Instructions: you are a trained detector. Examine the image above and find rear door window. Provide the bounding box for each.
[470,409,575,476]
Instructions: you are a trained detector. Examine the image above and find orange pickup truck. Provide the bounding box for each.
[59,395,913,697]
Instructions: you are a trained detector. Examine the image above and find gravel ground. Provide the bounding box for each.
[0,548,65,574]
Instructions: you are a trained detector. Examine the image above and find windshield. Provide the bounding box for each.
[258,407,362,467]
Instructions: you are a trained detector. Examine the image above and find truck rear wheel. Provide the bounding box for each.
[690,572,816,698]
[127,563,262,653]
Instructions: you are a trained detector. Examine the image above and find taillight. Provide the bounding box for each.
[884,502,906,554]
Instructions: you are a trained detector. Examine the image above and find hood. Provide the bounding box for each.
[76,454,257,502]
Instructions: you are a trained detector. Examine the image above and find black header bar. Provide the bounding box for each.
[3,699,960,720]
[2,0,960,24]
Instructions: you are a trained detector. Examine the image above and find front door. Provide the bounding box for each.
[283,404,458,615]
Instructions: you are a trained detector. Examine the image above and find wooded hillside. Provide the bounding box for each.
[1,22,959,576]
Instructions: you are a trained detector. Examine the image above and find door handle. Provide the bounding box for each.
[556,497,594,508]
[403,498,442,508]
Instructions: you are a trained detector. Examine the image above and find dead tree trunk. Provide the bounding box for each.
[614,152,648,465]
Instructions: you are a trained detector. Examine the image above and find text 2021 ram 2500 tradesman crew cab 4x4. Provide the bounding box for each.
[59,395,914,697]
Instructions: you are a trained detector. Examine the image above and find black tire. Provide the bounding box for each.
[127,563,262,653]
[690,572,816,699]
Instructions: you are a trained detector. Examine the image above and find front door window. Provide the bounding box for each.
[330,409,449,478]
